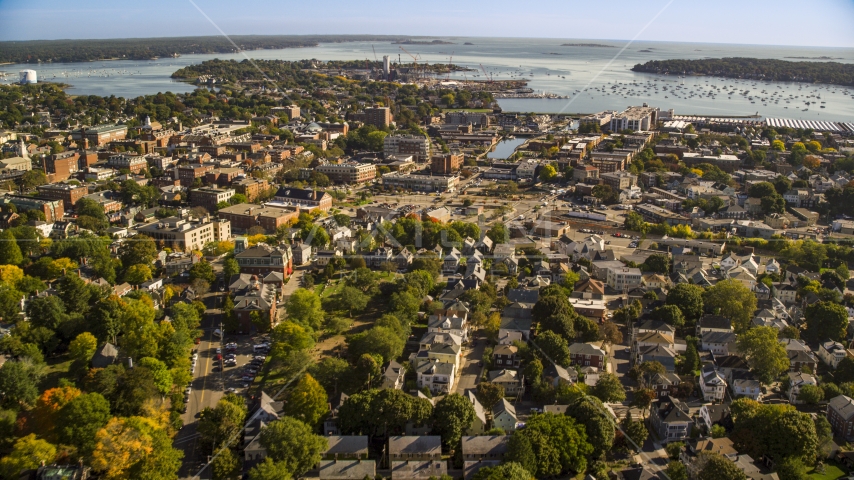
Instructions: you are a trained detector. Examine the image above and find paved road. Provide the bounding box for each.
[454,333,487,395]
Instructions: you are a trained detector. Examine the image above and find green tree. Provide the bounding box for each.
[710,424,727,438]
[665,461,689,480]
[0,434,56,480]
[665,283,704,321]
[697,452,746,480]
[0,230,23,266]
[704,279,757,333]
[189,260,216,284]
[248,458,292,480]
[797,384,824,405]
[804,301,849,342]
[539,164,557,182]
[471,462,534,480]
[346,326,404,363]
[619,412,648,451]
[476,382,505,411]
[736,326,789,384]
[512,413,593,476]
[198,394,248,450]
[591,373,626,403]
[651,304,685,327]
[259,417,327,476]
[56,392,111,457]
[308,357,351,395]
[222,257,240,280]
[284,289,324,329]
[535,330,571,367]
[270,321,315,357]
[211,447,241,480]
[731,404,817,463]
[642,254,670,274]
[681,341,700,374]
[137,357,173,397]
[432,394,476,451]
[665,442,684,460]
[119,234,157,267]
[566,396,616,459]
[124,264,153,285]
[283,374,328,428]
[333,286,368,317]
[505,434,537,475]
[0,360,40,408]
[69,332,99,366]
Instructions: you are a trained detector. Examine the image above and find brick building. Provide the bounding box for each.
[45,152,80,182]
[431,153,464,174]
[36,183,89,209]
[177,164,214,187]
[315,163,377,184]
[2,194,64,222]
[233,177,270,202]
[217,204,298,233]
[190,187,235,212]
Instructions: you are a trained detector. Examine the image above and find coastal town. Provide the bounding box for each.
[0,58,853,480]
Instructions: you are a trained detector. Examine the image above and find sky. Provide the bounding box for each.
[1,0,853,48]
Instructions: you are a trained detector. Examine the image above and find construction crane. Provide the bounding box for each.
[479,63,494,83]
[372,45,378,62]
[399,46,420,77]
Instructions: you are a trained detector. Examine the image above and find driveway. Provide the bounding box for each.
[454,332,487,395]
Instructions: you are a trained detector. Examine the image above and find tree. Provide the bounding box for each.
[681,341,700,374]
[476,382,505,411]
[631,389,656,418]
[710,424,727,438]
[665,461,688,480]
[471,462,534,480]
[189,260,216,284]
[432,394,476,450]
[222,257,240,280]
[524,358,543,386]
[0,360,40,408]
[346,326,404,363]
[651,304,685,327]
[137,357,173,397]
[248,458,292,480]
[124,264,153,285]
[26,295,66,331]
[270,321,315,358]
[619,412,648,451]
[211,447,241,480]
[642,254,670,274]
[731,404,817,463]
[333,286,368,317]
[704,279,757,333]
[696,452,747,480]
[308,357,351,395]
[566,396,616,459]
[539,164,557,182]
[599,321,622,347]
[512,413,593,477]
[0,434,56,480]
[284,289,324,329]
[736,326,789,384]
[119,234,157,267]
[67,332,98,366]
[505,434,537,475]
[0,230,23,266]
[91,416,183,480]
[198,394,248,451]
[0,287,23,322]
[665,442,684,460]
[283,374,328,428]
[57,392,111,456]
[798,384,824,405]
[259,417,328,477]
[591,373,626,403]
[665,283,704,321]
[535,330,571,367]
[804,301,849,342]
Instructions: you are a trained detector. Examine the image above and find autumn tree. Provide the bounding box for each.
[91,416,183,480]
[0,434,56,479]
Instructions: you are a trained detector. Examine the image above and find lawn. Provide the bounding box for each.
[40,356,74,390]
[808,461,849,480]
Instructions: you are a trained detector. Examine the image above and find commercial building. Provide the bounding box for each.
[233,177,269,202]
[136,216,230,252]
[600,171,638,190]
[445,111,490,127]
[217,204,299,233]
[384,135,431,162]
[580,111,616,128]
[589,152,630,172]
[272,187,333,211]
[36,183,89,209]
[190,187,235,211]
[609,105,658,132]
[0,156,32,173]
[381,172,459,192]
[71,124,128,146]
[315,163,377,184]
[107,154,148,173]
[573,165,600,183]
[682,153,741,173]
[2,194,64,222]
[635,204,691,226]
[45,152,80,181]
[431,153,464,174]
[233,237,293,277]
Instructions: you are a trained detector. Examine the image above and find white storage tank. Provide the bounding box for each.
[19,70,37,84]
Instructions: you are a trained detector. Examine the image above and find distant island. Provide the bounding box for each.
[631,57,854,87]
[0,35,416,64]
[464,42,475,45]
[785,56,843,60]
[393,40,455,45]
[561,43,615,48]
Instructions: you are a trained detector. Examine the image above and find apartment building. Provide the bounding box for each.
[233,177,269,202]
[2,194,64,223]
[177,164,214,186]
[382,172,458,192]
[573,165,600,183]
[606,267,643,291]
[36,183,89,209]
[217,204,299,233]
[136,216,229,251]
[445,111,490,127]
[609,105,658,132]
[384,135,431,162]
[431,153,464,174]
[107,154,148,173]
[190,187,235,211]
[360,107,392,128]
[45,152,80,181]
[315,163,377,184]
[828,395,854,441]
[600,171,638,190]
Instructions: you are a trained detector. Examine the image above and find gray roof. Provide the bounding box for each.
[702,331,737,344]
[698,314,732,330]
[324,436,368,457]
[390,460,448,479]
[388,436,441,456]
[318,460,376,480]
[460,435,510,456]
[492,398,516,418]
[829,395,854,421]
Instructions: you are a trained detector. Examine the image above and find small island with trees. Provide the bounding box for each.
[392,40,455,45]
[631,57,854,87]
[561,43,615,48]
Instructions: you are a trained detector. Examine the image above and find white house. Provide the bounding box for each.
[700,366,727,402]
[492,399,518,432]
[415,360,456,395]
[819,340,849,370]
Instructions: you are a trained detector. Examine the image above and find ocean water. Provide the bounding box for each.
[2,37,853,120]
